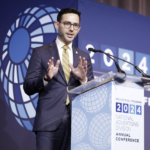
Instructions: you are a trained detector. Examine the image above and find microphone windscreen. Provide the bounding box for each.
[88,48,94,51]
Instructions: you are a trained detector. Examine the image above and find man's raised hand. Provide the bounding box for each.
[45,57,60,80]
[68,56,87,83]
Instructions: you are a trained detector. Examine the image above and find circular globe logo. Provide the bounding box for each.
[1,5,59,131]
[88,113,111,150]
[78,85,108,113]
[72,108,88,144]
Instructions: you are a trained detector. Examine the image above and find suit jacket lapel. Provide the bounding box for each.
[72,45,79,68]
[49,41,67,84]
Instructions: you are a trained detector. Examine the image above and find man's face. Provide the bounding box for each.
[54,13,81,45]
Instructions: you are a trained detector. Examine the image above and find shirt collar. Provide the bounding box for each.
[56,37,72,50]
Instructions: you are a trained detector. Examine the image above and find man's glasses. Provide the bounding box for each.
[60,21,81,30]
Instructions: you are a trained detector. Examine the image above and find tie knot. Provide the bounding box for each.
[62,45,69,51]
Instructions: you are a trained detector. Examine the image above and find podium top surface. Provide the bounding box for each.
[68,71,150,94]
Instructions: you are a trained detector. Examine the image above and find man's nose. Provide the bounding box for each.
[69,24,74,30]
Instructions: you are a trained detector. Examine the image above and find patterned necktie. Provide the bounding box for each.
[62,45,70,105]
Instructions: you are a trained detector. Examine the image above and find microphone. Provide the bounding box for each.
[88,48,125,74]
[88,48,150,78]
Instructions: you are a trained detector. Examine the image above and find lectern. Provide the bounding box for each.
[68,71,150,150]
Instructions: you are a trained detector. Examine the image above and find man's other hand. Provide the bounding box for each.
[68,56,87,83]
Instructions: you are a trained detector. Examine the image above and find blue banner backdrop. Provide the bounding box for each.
[78,0,150,149]
[0,0,77,150]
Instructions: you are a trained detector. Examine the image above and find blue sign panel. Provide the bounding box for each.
[79,39,99,70]
[101,44,117,71]
[135,52,150,76]
[118,48,134,75]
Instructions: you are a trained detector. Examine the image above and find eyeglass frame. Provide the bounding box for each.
[59,21,81,30]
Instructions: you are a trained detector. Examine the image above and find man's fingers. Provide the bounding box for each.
[84,60,87,66]
[47,62,50,72]
[82,57,85,65]
[82,59,87,74]
[82,60,87,70]
[78,56,82,65]
[47,57,54,68]
[50,57,54,65]
[55,60,60,68]
[68,63,74,71]
[85,65,87,73]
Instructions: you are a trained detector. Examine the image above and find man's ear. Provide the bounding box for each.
[54,21,59,30]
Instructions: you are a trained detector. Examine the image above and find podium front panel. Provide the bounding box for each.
[71,80,144,150]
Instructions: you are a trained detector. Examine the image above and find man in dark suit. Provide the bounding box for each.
[24,8,94,150]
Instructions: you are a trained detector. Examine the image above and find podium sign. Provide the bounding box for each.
[69,72,148,150]
[112,80,144,150]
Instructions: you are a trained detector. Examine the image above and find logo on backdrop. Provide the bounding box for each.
[0,5,59,131]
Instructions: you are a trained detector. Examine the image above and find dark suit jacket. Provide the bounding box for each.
[23,40,94,132]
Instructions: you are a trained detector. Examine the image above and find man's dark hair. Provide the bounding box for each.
[57,8,81,22]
